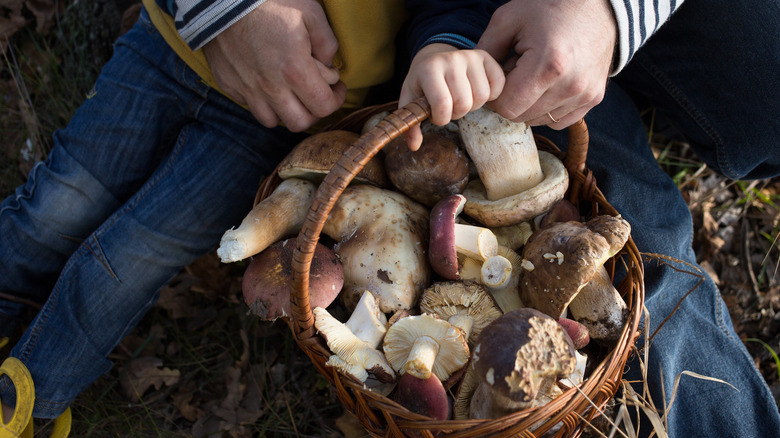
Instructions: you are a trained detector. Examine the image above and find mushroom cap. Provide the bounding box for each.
[471,308,576,404]
[418,281,503,345]
[383,127,470,207]
[383,314,469,382]
[393,372,451,421]
[462,151,569,227]
[428,194,467,280]
[242,239,343,321]
[518,215,631,318]
[277,130,390,187]
[322,185,431,314]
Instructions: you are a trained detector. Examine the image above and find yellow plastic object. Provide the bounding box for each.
[0,358,70,438]
[0,357,35,437]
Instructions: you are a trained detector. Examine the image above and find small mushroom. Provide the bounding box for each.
[418,281,502,346]
[242,238,343,321]
[459,245,525,313]
[383,124,470,207]
[217,178,316,263]
[518,215,631,319]
[457,107,569,227]
[383,314,469,382]
[469,308,576,419]
[313,306,395,384]
[276,130,389,187]
[322,184,431,314]
[345,291,388,348]
[429,194,498,280]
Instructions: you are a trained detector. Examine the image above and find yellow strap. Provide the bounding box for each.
[0,357,35,437]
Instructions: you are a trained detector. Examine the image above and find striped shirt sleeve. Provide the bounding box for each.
[609,0,684,73]
[167,0,268,50]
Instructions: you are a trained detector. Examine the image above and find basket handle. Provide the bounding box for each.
[289,98,589,340]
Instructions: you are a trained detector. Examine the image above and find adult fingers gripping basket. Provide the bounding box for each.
[250,99,644,437]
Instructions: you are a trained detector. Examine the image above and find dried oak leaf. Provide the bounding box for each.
[120,356,181,402]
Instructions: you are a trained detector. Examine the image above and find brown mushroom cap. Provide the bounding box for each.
[393,372,451,421]
[418,281,502,346]
[471,308,576,405]
[277,130,389,187]
[242,239,343,321]
[518,215,631,318]
[383,127,470,207]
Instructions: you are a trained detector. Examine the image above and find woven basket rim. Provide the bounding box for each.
[253,99,645,438]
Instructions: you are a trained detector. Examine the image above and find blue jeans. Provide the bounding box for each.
[0,8,305,418]
[539,0,780,436]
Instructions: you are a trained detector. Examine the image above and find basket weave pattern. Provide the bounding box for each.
[255,99,645,437]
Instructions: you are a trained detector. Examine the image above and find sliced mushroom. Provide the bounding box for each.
[322,185,431,314]
[383,314,469,382]
[469,308,576,419]
[418,281,502,346]
[313,306,395,384]
[518,215,631,319]
[242,238,343,321]
[457,107,569,227]
[217,178,316,263]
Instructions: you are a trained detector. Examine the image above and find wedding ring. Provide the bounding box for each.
[547,112,559,123]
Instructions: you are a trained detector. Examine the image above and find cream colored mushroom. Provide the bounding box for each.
[457,107,568,227]
[217,178,316,263]
[322,184,430,314]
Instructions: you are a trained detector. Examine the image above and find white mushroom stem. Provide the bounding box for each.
[447,314,475,339]
[458,107,544,201]
[346,291,388,349]
[455,224,498,261]
[313,307,395,383]
[487,246,525,312]
[217,178,316,263]
[405,335,440,379]
[567,265,628,341]
[480,255,512,289]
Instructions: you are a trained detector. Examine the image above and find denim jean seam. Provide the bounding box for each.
[0,162,43,217]
[635,55,737,179]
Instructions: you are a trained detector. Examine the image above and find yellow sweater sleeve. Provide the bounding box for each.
[141,0,406,113]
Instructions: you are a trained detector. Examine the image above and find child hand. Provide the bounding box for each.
[398,43,505,151]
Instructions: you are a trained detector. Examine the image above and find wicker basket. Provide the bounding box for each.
[254,98,645,437]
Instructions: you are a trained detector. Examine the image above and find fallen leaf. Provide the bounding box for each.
[120,356,181,402]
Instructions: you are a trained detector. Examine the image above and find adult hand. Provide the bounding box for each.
[398,44,505,151]
[202,0,347,132]
[476,0,617,128]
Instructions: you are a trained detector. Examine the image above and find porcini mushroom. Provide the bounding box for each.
[518,215,631,319]
[469,308,576,419]
[383,314,469,382]
[383,124,470,207]
[322,185,430,314]
[457,107,569,227]
[217,178,316,263]
[418,281,502,346]
[567,265,629,341]
[276,130,389,187]
[242,238,343,321]
[313,306,395,384]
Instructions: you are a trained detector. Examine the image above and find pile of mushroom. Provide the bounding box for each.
[216,106,632,423]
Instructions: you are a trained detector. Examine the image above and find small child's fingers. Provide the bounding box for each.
[404,125,423,151]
